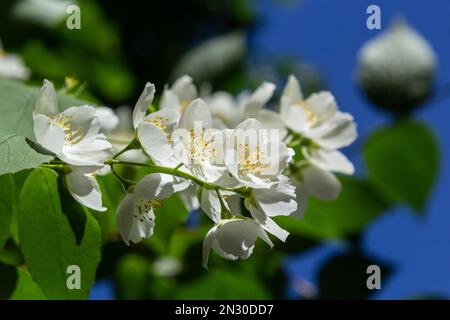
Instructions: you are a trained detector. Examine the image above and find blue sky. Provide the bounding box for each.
[252,0,450,299]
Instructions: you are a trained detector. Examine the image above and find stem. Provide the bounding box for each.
[113,138,141,159]
[111,167,135,190]
[106,159,250,197]
[216,189,232,219]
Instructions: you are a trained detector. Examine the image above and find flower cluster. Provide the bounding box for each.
[33,75,357,268]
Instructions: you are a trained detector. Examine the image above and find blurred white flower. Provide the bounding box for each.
[13,0,74,28]
[202,217,273,268]
[160,75,198,114]
[33,80,113,166]
[152,256,182,277]
[204,81,276,129]
[357,18,437,112]
[95,106,120,134]
[0,39,30,80]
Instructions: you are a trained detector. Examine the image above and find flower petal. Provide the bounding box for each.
[251,180,297,217]
[303,147,355,175]
[172,75,197,103]
[95,106,119,133]
[65,166,106,212]
[135,173,186,200]
[241,82,275,118]
[178,98,212,130]
[133,82,155,129]
[202,224,220,268]
[138,122,173,161]
[33,114,65,154]
[200,188,223,223]
[280,96,308,133]
[282,75,303,102]
[308,112,357,149]
[301,164,342,200]
[34,79,58,115]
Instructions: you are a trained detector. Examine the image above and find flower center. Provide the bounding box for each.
[50,114,84,145]
[187,128,217,163]
[145,115,171,143]
[134,199,160,222]
[238,143,269,175]
[296,102,319,126]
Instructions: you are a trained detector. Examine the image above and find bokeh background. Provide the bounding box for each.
[1,0,449,299]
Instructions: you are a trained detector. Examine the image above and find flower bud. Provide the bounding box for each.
[357,18,437,114]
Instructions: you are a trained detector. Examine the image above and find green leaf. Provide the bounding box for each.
[0,133,52,176]
[174,269,270,299]
[18,168,101,299]
[0,262,18,299]
[115,254,150,300]
[10,268,46,300]
[318,252,392,299]
[0,174,15,251]
[276,176,390,240]
[92,174,123,243]
[364,120,439,212]
[145,195,189,253]
[0,78,94,139]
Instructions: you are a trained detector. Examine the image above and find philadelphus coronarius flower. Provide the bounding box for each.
[31,74,358,268]
[279,75,357,213]
[117,173,189,245]
[33,80,113,211]
[0,38,30,80]
[34,80,113,166]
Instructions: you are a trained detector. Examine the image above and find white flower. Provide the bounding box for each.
[292,164,342,214]
[65,165,106,212]
[0,39,30,80]
[160,75,198,113]
[139,98,226,184]
[202,218,273,268]
[116,173,189,245]
[225,118,294,188]
[33,80,113,166]
[280,75,357,150]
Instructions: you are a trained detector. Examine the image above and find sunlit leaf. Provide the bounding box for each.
[364,119,439,212]
[18,168,101,299]
[10,268,46,300]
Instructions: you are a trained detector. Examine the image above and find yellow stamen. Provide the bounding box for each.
[134,199,160,222]
[238,143,269,175]
[49,114,85,145]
